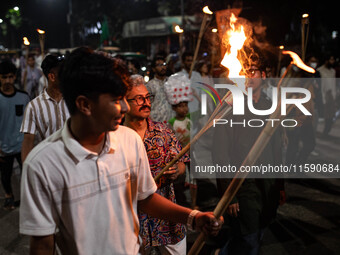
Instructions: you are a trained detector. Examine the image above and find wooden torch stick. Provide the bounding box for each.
[154,98,233,182]
[189,6,213,78]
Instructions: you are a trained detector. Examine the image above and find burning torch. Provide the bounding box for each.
[174,25,184,59]
[22,37,30,90]
[37,28,46,59]
[189,6,213,78]
[188,50,316,255]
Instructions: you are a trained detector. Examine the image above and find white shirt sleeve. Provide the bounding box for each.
[20,161,57,236]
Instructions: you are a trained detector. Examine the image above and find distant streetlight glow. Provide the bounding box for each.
[212,28,218,33]
[0,19,3,24]
[13,6,19,11]
[302,13,309,18]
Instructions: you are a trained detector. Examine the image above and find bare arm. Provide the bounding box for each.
[30,235,55,255]
[21,133,35,162]
[138,193,223,235]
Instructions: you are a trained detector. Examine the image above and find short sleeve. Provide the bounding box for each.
[20,103,36,135]
[20,162,57,236]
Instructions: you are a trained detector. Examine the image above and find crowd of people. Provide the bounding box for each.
[0,45,339,255]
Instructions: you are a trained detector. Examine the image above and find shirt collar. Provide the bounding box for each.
[146,117,163,133]
[62,119,116,163]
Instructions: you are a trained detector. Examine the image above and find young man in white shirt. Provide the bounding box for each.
[20,47,223,255]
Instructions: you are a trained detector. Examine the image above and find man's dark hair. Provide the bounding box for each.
[151,56,166,68]
[41,54,65,78]
[59,47,129,115]
[0,60,17,75]
[27,54,35,60]
[181,51,193,62]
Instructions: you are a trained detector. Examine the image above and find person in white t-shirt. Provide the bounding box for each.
[19,47,223,255]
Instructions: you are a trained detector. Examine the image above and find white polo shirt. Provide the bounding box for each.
[20,121,157,255]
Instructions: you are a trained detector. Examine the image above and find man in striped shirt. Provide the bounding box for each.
[20,54,69,161]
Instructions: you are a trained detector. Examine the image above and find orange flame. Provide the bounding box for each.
[23,37,30,46]
[282,51,315,73]
[36,28,45,34]
[174,25,183,33]
[220,14,247,79]
[203,6,213,15]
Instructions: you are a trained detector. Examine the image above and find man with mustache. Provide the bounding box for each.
[124,74,190,255]
[0,60,30,210]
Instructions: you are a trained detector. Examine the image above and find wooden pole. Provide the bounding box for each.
[189,14,208,78]
[154,90,234,182]
[23,45,30,91]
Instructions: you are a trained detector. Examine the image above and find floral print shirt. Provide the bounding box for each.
[139,118,189,248]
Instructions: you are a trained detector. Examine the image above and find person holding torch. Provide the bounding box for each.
[19,48,223,255]
[212,49,285,255]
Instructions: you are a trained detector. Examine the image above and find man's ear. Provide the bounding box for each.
[47,73,56,82]
[75,95,92,116]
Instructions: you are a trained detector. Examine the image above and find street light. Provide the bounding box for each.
[13,6,19,11]
[0,19,3,24]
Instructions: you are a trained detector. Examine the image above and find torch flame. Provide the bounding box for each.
[23,37,30,46]
[174,25,183,33]
[37,29,45,34]
[203,6,213,15]
[220,13,247,79]
[282,51,315,73]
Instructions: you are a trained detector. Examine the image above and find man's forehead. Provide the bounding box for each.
[129,84,149,95]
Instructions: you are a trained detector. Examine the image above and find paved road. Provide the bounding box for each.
[0,118,339,254]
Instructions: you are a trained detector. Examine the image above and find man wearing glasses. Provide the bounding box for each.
[20,54,69,162]
[146,55,174,123]
[212,53,285,255]
[124,74,190,255]
[20,48,223,255]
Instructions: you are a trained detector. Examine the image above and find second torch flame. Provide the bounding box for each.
[282,50,315,73]
[37,29,45,34]
[23,37,30,46]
